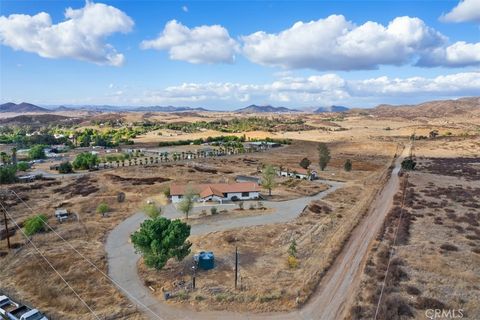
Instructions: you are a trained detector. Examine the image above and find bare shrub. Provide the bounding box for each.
[440,243,458,251]
[405,285,421,295]
[416,297,446,310]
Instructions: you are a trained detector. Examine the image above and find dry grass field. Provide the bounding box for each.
[350,139,480,320]
[0,102,479,319]
[137,142,396,312]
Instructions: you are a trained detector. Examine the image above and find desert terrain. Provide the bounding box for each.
[0,97,479,319]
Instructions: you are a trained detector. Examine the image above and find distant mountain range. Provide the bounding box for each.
[2,98,477,117]
[370,97,479,118]
[134,105,209,112]
[0,102,49,113]
[314,105,349,113]
[234,105,300,113]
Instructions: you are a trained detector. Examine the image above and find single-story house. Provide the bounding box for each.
[244,141,281,151]
[170,182,260,203]
[235,175,261,185]
[278,167,318,181]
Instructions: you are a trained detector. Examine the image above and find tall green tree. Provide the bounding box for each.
[299,157,311,170]
[261,164,277,196]
[0,165,17,184]
[131,217,191,270]
[318,143,331,171]
[178,187,196,220]
[72,152,99,170]
[29,145,46,160]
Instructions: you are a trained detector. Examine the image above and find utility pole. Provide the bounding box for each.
[1,201,11,250]
[234,246,238,290]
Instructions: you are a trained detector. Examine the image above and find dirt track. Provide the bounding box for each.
[105,146,408,320]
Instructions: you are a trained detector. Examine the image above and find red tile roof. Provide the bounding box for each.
[171,182,260,197]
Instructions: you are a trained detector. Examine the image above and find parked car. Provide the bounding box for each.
[5,306,47,320]
[0,295,19,316]
[54,209,70,222]
[0,296,48,320]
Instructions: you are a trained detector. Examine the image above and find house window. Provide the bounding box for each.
[242,192,250,197]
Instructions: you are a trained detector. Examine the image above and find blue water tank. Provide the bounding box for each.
[198,251,215,270]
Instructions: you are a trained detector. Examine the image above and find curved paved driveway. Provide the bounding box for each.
[106,149,406,320]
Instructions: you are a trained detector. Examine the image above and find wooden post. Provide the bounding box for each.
[2,205,11,250]
[235,246,238,290]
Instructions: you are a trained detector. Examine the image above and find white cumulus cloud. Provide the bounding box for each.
[0,1,133,66]
[418,41,480,67]
[441,0,480,23]
[141,20,239,64]
[241,15,446,71]
[134,72,480,107]
[349,72,480,96]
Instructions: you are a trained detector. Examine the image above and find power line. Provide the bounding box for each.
[9,189,164,320]
[0,202,101,320]
[374,143,413,320]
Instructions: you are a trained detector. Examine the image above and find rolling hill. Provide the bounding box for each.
[235,105,299,113]
[0,102,49,113]
[314,105,349,113]
[370,97,480,119]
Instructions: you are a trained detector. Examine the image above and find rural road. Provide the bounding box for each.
[106,148,407,320]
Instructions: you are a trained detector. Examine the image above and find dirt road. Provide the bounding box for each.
[105,147,407,320]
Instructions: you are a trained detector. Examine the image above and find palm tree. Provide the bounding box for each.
[11,147,17,165]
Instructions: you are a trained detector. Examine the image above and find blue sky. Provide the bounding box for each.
[0,0,479,109]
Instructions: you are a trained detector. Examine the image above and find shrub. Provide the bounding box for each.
[73,152,99,170]
[28,145,46,160]
[58,161,73,174]
[24,214,48,236]
[97,202,109,217]
[416,297,446,310]
[344,159,352,172]
[16,162,29,171]
[288,239,297,257]
[258,292,281,303]
[162,187,171,197]
[401,158,416,171]
[287,255,299,269]
[406,285,421,296]
[215,293,234,302]
[211,207,218,215]
[176,290,189,301]
[143,203,161,219]
[299,157,311,169]
[117,192,126,203]
[0,165,17,184]
[238,201,244,210]
[249,203,256,210]
[440,243,458,251]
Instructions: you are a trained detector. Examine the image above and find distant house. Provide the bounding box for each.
[235,175,261,185]
[17,174,38,183]
[170,182,260,203]
[278,167,318,181]
[245,141,281,151]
